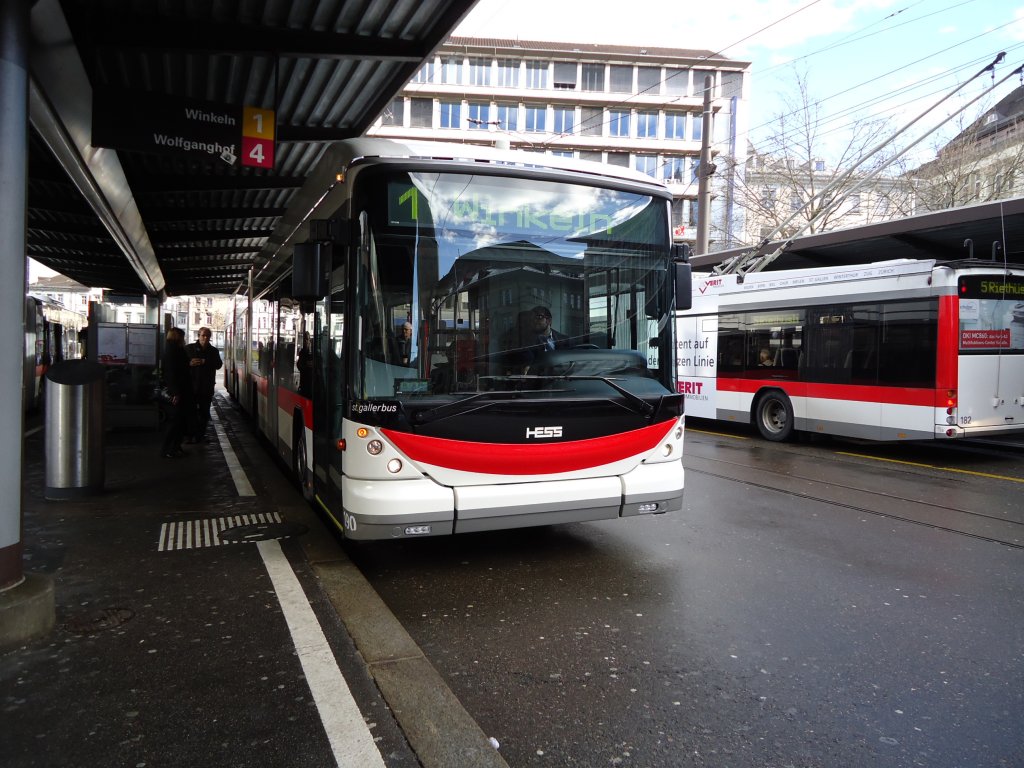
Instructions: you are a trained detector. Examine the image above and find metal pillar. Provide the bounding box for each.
[0,0,54,650]
[695,75,714,256]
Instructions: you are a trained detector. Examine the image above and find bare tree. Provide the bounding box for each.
[717,69,914,249]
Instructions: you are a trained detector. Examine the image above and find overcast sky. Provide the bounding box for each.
[455,0,1024,160]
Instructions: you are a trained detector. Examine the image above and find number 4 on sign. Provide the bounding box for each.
[242,136,274,169]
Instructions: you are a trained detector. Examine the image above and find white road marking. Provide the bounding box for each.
[211,410,255,496]
[258,539,386,768]
[157,512,284,551]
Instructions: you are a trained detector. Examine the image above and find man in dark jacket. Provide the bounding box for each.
[160,327,193,458]
[185,326,223,442]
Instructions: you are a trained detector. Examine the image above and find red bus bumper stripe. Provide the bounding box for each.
[381,419,677,475]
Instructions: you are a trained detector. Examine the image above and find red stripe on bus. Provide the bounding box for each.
[718,379,944,407]
[381,419,678,475]
[254,373,268,396]
[936,294,959,391]
[277,387,314,429]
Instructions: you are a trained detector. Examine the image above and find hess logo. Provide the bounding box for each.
[526,426,562,439]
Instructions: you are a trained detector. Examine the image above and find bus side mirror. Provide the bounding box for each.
[672,243,692,311]
[292,242,329,299]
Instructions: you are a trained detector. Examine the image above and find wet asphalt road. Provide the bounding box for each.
[344,424,1024,767]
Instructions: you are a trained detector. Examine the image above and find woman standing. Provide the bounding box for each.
[160,327,194,458]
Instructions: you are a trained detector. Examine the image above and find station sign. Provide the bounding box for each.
[92,88,274,169]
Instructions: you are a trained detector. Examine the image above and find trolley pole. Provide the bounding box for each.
[695,75,714,256]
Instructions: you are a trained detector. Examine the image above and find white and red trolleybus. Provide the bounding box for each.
[677,258,1024,441]
[225,138,692,540]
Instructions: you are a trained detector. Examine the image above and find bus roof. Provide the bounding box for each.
[252,138,671,297]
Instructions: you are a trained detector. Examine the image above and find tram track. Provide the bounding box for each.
[685,449,1024,550]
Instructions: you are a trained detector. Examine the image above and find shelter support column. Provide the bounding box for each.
[0,0,55,650]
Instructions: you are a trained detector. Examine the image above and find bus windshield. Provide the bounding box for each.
[354,169,674,402]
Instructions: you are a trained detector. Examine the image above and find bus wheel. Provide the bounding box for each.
[293,421,315,502]
[755,390,794,442]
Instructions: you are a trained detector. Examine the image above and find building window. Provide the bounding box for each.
[663,157,686,182]
[409,98,432,128]
[609,65,633,93]
[525,61,548,89]
[469,58,492,87]
[553,107,575,134]
[691,113,703,142]
[496,59,519,88]
[607,152,629,167]
[665,112,686,140]
[579,150,602,163]
[608,109,630,137]
[814,159,826,172]
[638,66,661,95]
[525,106,546,132]
[664,68,688,96]
[551,150,573,158]
[790,194,802,212]
[635,154,657,177]
[581,106,603,136]
[761,185,777,206]
[411,60,434,84]
[692,69,716,97]
[581,63,605,92]
[381,98,403,126]
[441,56,462,85]
[637,111,658,138]
[553,62,577,90]
[496,103,519,131]
[439,101,462,129]
[468,102,490,129]
[721,71,743,98]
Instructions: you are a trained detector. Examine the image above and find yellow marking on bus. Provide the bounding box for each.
[686,427,751,440]
[837,452,1024,484]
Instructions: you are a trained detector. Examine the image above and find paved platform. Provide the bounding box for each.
[2,393,507,768]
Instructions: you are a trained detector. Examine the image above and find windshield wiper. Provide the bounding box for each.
[541,374,656,418]
[410,387,562,426]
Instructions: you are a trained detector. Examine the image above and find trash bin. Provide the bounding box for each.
[44,359,106,499]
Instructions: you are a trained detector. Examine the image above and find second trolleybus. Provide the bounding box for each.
[225,138,692,540]
[677,257,1024,441]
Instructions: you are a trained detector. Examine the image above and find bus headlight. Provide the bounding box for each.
[366,439,383,455]
[662,443,674,457]
[387,458,403,474]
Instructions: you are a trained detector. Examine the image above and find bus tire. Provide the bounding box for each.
[755,390,794,442]
[293,417,315,502]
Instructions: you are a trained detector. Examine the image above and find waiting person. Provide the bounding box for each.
[185,326,222,442]
[160,327,193,458]
[398,321,414,365]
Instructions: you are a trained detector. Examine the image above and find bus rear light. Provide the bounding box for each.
[946,390,957,407]
[946,415,956,425]
[367,439,384,455]
[945,428,956,437]
[387,458,403,474]
[336,438,346,452]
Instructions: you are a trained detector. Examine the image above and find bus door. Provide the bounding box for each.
[312,258,347,513]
